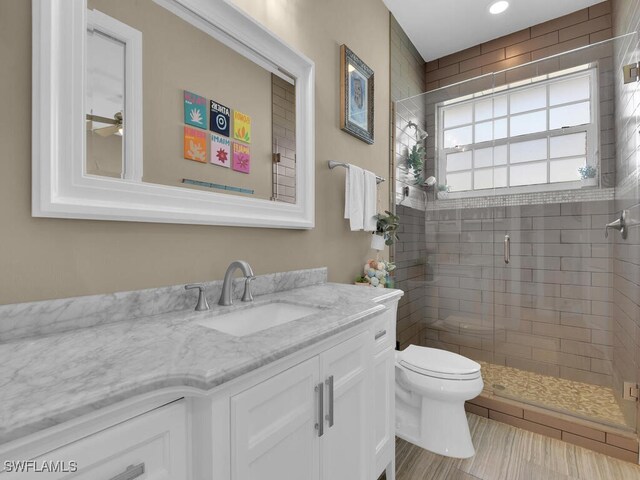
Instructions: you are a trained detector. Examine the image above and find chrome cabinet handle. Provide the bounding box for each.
[315,382,324,437]
[109,463,145,480]
[375,329,387,340]
[504,234,510,264]
[325,375,334,428]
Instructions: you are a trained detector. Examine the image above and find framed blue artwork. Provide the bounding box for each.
[340,45,374,144]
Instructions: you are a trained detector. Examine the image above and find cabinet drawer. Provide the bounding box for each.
[372,309,395,354]
[4,400,188,480]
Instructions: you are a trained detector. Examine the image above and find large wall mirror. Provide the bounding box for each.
[33,0,315,228]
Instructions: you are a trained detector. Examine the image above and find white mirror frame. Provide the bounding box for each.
[32,0,315,229]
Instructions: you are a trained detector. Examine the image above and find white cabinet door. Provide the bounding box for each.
[231,356,320,480]
[6,400,188,480]
[373,346,395,475]
[320,332,371,480]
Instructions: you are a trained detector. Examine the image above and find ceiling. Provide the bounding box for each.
[383,0,607,61]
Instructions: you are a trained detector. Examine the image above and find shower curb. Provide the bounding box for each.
[466,392,640,464]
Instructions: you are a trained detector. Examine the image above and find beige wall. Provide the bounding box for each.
[0,0,390,304]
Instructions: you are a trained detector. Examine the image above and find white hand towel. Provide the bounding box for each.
[363,170,377,232]
[344,164,364,231]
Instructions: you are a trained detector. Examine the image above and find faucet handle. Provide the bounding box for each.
[242,276,256,302]
[185,283,210,311]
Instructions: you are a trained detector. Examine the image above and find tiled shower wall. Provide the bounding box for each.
[422,201,615,387]
[612,0,640,429]
[425,2,613,90]
[399,4,622,388]
[422,3,616,191]
[389,14,428,349]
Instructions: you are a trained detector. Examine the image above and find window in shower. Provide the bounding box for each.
[436,65,598,197]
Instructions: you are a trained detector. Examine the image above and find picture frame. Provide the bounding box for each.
[340,44,374,144]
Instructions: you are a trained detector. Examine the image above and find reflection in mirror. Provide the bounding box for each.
[271,75,296,204]
[86,22,125,179]
[85,0,296,203]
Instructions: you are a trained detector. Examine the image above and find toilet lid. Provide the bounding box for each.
[399,345,481,379]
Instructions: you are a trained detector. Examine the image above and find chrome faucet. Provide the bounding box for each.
[218,260,256,306]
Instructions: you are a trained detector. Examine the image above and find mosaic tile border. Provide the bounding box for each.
[394,184,616,213]
[425,187,615,211]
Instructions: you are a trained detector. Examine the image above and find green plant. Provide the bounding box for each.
[355,275,369,283]
[406,145,425,184]
[578,165,597,179]
[374,210,400,246]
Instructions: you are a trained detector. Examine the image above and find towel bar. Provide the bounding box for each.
[328,160,385,184]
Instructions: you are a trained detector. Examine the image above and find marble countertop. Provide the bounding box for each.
[0,282,402,445]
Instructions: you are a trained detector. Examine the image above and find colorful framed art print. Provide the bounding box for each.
[184,91,207,129]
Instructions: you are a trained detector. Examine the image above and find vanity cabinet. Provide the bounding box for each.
[231,332,371,480]
[372,310,396,476]
[2,300,399,480]
[320,332,371,480]
[2,400,188,480]
[231,356,320,480]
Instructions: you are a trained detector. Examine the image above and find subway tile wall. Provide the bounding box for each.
[425,3,613,91]
[612,0,640,431]
[390,14,428,348]
[422,3,616,191]
[391,5,640,411]
[421,200,616,387]
[392,3,630,389]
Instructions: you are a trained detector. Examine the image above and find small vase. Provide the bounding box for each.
[371,234,385,251]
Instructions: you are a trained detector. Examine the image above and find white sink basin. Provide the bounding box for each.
[195,301,322,337]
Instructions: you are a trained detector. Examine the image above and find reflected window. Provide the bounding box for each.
[436,66,598,195]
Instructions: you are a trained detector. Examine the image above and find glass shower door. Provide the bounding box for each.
[486,36,637,432]
[396,31,639,435]
[421,73,499,368]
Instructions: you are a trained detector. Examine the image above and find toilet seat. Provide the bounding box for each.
[398,345,481,380]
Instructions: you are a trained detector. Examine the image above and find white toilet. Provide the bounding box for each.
[395,345,483,458]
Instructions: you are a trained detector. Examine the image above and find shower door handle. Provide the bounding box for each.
[504,234,510,264]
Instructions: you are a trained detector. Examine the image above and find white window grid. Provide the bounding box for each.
[436,68,599,199]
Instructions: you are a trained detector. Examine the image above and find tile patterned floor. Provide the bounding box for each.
[478,361,633,430]
[389,414,640,480]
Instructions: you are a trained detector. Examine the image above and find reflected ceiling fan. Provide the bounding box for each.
[86,111,123,137]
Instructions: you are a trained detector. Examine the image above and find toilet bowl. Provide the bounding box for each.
[395,345,483,458]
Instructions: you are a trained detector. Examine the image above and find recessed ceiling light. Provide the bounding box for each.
[489,0,509,15]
